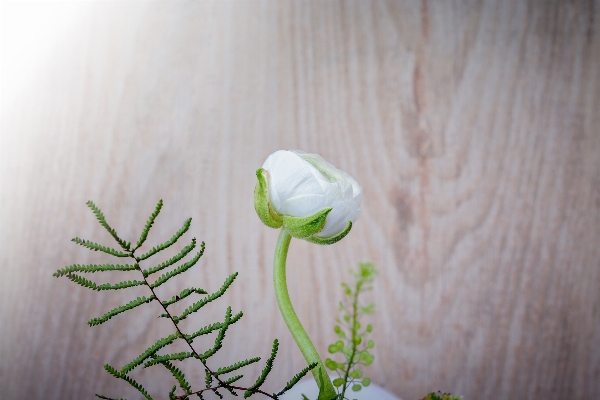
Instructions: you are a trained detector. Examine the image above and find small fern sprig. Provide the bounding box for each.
[325,262,377,400]
[54,200,316,400]
[421,392,464,400]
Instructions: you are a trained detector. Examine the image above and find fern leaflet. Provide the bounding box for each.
[150,246,205,289]
[161,287,208,308]
[135,200,163,250]
[276,362,318,396]
[104,364,153,400]
[215,357,261,376]
[244,339,278,398]
[88,295,156,326]
[53,263,137,277]
[86,201,131,251]
[72,237,130,257]
[143,352,195,368]
[138,218,192,261]
[143,239,197,277]
[157,358,192,394]
[176,273,238,322]
[121,332,182,374]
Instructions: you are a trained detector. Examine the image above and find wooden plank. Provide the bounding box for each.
[1,1,598,399]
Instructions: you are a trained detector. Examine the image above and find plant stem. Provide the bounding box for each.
[273,229,337,400]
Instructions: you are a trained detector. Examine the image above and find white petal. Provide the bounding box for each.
[318,201,353,237]
[281,194,329,217]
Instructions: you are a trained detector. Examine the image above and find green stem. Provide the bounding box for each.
[273,229,337,400]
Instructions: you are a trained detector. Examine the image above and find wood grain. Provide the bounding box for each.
[1,1,599,399]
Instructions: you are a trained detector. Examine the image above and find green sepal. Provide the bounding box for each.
[282,208,332,239]
[305,221,352,245]
[254,168,283,228]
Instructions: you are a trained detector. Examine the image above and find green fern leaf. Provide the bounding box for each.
[196,307,233,362]
[244,339,278,398]
[168,385,177,400]
[161,287,208,308]
[86,201,131,251]
[157,358,191,394]
[143,239,197,277]
[185,310,243,343]
[103,364,153,400]
[121,332,182,374]
[276,362,318,396]
[150,246,205,289]
[95,395,127,400]
[205,369,213,388]
[135,199,163,250]
[66,273,98,290]
[138,218,192,261]
[176,273,238,322]
[88,296,156,326]
[53,263,137,277]
[224,374,244,385]
[97,280,146,290]
[215,357,261,376]
[142,352,195,368]
[72,237,130,257]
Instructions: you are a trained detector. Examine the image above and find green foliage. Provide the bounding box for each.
[53,263,137,277]
[421,392,464,400]
[244,339,279,398]
[276,362,318,396]
[138,217,192,261]
[325,262,377,400]
[55,200,314,399]
[143,239,198,277]
[88,295,156,326]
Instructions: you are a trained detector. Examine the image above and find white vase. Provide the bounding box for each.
[279,376,402,400]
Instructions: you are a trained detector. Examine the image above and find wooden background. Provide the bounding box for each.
[1,1,599,399]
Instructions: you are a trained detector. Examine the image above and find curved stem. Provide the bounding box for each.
[273,229,337,400]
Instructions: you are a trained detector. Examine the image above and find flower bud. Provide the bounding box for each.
[254,150,362,245]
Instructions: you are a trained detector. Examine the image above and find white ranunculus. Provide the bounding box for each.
[256,150,362,242]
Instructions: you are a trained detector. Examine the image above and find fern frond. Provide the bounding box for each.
[213,388,224,399]
[72,237,130,257]
[215,357,261,376]
[205,369,213,388]
[104,364,153,400]
[224,375,244,385]
[88,296,156,326]
[138,218,192,261]
[86,201,131,251]
[65,274,145,291]
[196,307,233,362]
[161,287,208,308]
[54,263,137,277]
[176,273,238,322]
[157,358,191,394]
[185,310,243,343]
[150,246,205,289]
[276,362,318,396]
[168,385,177,400]
[97,280,146,290]
[95,395,127,400]
[66,273,98,290]
[244,339,279,398]
[121,332,182,374]
[143,352,195,368]
[143,239,197,277]
[136,199,163,250]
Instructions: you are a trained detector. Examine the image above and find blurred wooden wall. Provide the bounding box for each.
[1,1,599,399]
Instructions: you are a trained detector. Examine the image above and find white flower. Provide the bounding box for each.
[255,150,362,243]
